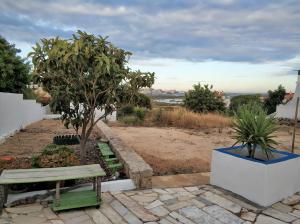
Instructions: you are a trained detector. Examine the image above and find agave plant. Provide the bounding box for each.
[232,103,278,160]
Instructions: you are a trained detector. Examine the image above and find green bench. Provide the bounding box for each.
[98,142,123,173]
[0,164,106,213]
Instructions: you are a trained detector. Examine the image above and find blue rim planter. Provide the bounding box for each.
[210,146,300,207]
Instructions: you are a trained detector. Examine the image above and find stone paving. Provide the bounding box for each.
[2,185,300,223]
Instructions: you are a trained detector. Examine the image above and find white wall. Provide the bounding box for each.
[0,92,45,140]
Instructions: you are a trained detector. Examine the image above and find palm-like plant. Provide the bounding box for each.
[232,103,278,160]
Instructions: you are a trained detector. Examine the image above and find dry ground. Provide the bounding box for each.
[111,125,300,175]
[0,119,101,157]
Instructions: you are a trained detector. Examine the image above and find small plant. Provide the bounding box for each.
[134,107,148,120]
[37,144,79,168]
[232,103,278,160]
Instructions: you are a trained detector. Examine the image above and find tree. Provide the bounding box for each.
[0,36,31,93]
[229,94,261,113]
[183,83,225,113]
[264,85,286,114]
[119,70,154,108]
[29,30,154,163]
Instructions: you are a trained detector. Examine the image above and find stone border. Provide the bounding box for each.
[97,121,153,189]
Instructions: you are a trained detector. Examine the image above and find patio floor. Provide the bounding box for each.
[1,184,300,224]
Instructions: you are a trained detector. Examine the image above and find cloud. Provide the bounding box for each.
[0,0,300,64]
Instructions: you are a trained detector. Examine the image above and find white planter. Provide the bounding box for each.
[210,146,300,207]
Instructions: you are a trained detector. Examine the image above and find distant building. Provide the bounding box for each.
[275,71,300,119]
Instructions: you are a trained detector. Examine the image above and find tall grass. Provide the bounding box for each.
[146,108,232,129]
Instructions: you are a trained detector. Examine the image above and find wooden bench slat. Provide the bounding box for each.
[0,164,106,184]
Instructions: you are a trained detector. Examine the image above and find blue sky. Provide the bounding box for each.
[1,0,299,93]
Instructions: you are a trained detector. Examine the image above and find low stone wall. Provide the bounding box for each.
[97,121,153,189]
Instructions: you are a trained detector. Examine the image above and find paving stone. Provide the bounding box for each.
[162,198,178,206]
[272,202,293,213]
[222,194,260,212]
[12,215,47,224]
[292,220,300,224]
[184,187,199,192]
[159,194,175,201]
[110,200,143,224]
[190,189,206,196]
[0,217,12,224]
[289,209,300,218]
[190,199,205,208]
[158,218,174,224]
[102,193,115,203]
[131,194,158,204]
[201,191,241,213]
[178,206,222,224]
[58,210,86,220]
[262,208,297,222]
[125,191,137,196]
[166,201,191,211]
[255,214,288,224]
[165,189,176,194]
[85,208,112,224]
[203,205,244,224]
[170,188,187,192]
[165,215,182,224]
[196,195,215,206]
[153,189,169,194]
[6,203,43,214]
[169,211,195,224]
[282,195,300,206]
[43,208,58,219]
[145,200,164,210]
[241,211,257,222]
[100,203,126,224]
[150,206,169,217]
[114,193,159,222]
[50,221,64,224]
[64,214,91,224]
[294,204,300,210]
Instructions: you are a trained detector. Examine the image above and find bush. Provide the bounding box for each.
[119,105,135,117]
[36,144,80,168]
[23,88,37,100]
[53,135,80,145]
[229,94,261,113]
[120,115,143,126]
[118,106,148,125]
[264,85,286,114]
[183,84,225,113]
[134,107,147,120]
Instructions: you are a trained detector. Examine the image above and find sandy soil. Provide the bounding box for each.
[111,125,300,175]
[0,119,101,157]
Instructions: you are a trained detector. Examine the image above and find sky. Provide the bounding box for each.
[0,0,300,93]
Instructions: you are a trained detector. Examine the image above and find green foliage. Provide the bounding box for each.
[232,103,278,160]
[183,84,225,113]
[119,105,135,116]
[134,107,147,120]
[22,88,37,100]
[36,144,79,168]
[119,71,154,108]
[29,30,154,162]
[120,115,143,126]
[42,144,74,156]
[230,94,261,112]
[264,85,286,114]
[0,36,31,93]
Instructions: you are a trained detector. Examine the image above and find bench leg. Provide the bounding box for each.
[0,185,7,214]
[55,181,60,207]
[96,177,101,202]
[93,178,96,191]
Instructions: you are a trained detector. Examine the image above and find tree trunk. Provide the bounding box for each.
[80,139,87,164]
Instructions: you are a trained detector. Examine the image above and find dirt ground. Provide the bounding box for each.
[0,119,101,157]
[111,125,300,176]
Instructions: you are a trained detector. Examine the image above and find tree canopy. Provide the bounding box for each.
[263,85,286,114]
[229,94,261,113]
[183,83,225,113]
[29,30,154,162]
[0,36,31,93]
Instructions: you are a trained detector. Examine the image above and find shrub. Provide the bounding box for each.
[23,88,37,100]
[183,84,225,113]
[36,144,80,168]
[53,135,80,145]
[232,103,278,159]
[230,94,261,113]
[264,85,286,114]
[134,107,148,120]
[119,105,135,117]
[120,115,143,126]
